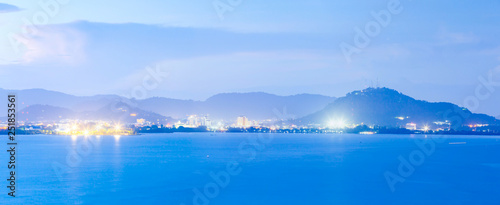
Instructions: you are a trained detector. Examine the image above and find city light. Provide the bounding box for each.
[328,118,347,129]
[49,121,134,136]
[423,126,429,132]
[360,131,375,135]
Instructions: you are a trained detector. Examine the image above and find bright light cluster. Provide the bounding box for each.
[328,118,347,129]
[54,121,132,136]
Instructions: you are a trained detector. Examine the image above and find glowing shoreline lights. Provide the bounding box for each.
[54,121,133,136]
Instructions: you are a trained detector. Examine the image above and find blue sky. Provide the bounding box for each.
[0,0,500,116]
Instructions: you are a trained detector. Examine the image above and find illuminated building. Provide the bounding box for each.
[405,123,417,130]
[187,115,199,127]
[237,116,250,127]
[200,115,211,127]
[136,118,146,125]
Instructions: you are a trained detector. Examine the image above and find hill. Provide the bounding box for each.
[16,102,173,124]
[299,87,498,128]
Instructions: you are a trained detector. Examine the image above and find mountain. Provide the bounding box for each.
[137,92,336,120]
[80,102,173,124]
[16,102,173,124]
[0,88,127,112]
[299,87,499,127]
[0,89,335,122]
[18,105,76,122]
[134,97,198,119]
[3,87,497,127]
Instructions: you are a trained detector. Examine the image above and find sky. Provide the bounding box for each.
[0,0,500,116]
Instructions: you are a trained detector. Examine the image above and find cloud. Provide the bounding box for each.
[13,25,87,65]
[437,28,479,45]
[0,3,21,13]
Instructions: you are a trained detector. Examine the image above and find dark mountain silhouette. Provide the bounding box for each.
[299,87,499,127]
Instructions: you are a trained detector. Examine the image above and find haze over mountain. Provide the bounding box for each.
[299,87,499,128]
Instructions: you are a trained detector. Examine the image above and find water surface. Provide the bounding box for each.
[1,133,500,204]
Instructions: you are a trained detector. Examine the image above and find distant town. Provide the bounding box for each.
[2,114,499,136]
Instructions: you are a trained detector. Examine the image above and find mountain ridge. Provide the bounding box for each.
[0,88,336,122]
[3,87,498,127]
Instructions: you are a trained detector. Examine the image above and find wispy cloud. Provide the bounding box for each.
[0,3,21,13]
[15,25,87,65]
[437,28,479,45]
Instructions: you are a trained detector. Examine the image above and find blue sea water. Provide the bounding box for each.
[1,133,500,205]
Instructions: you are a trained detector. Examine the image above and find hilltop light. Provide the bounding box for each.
[328,118,347,129]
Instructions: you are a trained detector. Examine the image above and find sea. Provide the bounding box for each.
[1,133,499,205]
